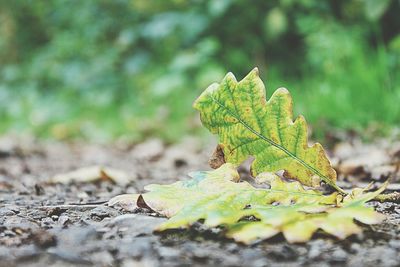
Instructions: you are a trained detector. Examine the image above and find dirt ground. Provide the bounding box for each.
[0,135,399,267]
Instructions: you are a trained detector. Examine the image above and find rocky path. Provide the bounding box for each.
[0,136,399,267]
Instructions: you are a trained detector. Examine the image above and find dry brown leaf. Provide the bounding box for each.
[51,166,132,185]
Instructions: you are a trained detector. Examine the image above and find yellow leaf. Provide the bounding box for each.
[108,164,385,243]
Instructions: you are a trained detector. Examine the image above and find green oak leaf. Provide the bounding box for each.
[193,68,342,192]
[227,182,386,243]
[108,164,385,243]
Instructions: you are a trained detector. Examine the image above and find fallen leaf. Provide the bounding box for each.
[130,138,164,161]
[193,68,340,191]
[108,164,385,243]
[208,144,226,169]
[332,140,399,182]
[51,166,132,185]
[108,193,140,212]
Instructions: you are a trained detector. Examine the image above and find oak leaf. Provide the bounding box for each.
[193,68,341,191]
[108,164,385,243]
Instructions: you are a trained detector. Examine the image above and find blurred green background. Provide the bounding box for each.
[0,0,399,143]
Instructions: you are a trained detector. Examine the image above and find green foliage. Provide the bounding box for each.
[0,0,399,141]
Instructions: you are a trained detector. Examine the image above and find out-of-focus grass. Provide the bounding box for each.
[1,0,399,143]
[2,46,399,143]
[270,47,400,140]
[1,47,399,143]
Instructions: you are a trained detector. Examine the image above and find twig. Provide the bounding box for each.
[372,165,400,203]
[373,192,400,203]
[39,203,105,210]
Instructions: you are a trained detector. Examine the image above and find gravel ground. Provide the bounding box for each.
[0,136,399,267]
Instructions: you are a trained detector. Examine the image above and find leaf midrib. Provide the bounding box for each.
[209,94,342,192]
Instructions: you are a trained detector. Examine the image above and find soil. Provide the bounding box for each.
[0,135,399,267]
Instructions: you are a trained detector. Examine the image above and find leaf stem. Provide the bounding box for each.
[330,183,347,195]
